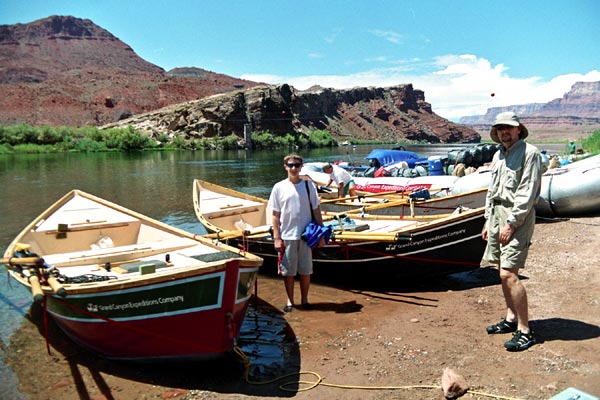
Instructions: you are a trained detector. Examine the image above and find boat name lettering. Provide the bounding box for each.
[86,295,185,312]
[356,183,433,193]
[385,229,466,251]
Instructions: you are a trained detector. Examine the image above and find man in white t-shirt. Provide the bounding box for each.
[323,163,357,198]
[268,153,324,313]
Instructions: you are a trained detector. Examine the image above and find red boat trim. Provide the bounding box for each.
[48,296,228,355]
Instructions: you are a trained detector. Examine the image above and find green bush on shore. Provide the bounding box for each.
[1,123,599,154]
[0,124,343,153]
[582,129,600,153]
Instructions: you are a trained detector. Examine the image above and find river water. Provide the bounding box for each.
[0,142,567,398]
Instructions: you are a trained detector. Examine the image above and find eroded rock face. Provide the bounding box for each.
[105,83,481,144]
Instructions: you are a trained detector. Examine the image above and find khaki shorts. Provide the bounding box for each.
[482,204,535,269]
[279,239,313,276]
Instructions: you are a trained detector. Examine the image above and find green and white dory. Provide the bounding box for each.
[1,190,262,361]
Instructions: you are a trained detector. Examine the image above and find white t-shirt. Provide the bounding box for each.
[328,165,353,185]
[267,179,320,240]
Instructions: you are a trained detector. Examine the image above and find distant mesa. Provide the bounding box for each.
[459,81,600,140]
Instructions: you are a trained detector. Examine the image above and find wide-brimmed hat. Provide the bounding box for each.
[489,111,529,143]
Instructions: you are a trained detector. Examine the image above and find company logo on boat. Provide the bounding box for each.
[385,229,466,251]
[354,183,432,193]
[86,295,185,312]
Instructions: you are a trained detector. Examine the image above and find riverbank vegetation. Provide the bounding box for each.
[0,124,360,154]
[582,129,600,153]
[1,123,598,154]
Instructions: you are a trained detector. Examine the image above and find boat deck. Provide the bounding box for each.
[45,241,236,281]
[17,194,247,283]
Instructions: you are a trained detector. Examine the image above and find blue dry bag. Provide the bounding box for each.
[302,222,333,248]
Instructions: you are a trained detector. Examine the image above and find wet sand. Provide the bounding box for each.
[5,215,600,400]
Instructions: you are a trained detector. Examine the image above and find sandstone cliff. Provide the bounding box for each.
[103,83,481,144]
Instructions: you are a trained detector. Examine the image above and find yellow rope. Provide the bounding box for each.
[233,346,525,399]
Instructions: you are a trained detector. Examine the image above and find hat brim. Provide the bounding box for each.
[490,123,529,143]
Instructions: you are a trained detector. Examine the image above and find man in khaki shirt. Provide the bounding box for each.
[482,112,543,351]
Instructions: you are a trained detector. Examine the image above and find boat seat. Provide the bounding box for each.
[205,204,264,220]
[42,237,199,267]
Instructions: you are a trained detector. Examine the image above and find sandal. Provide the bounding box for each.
[504,330,536,351]
[486,319,517,334]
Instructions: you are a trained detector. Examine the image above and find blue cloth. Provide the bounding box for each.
[302,222,333,248]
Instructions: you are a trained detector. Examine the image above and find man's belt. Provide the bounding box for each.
[492,199,513,207]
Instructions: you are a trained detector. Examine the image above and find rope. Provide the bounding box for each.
[42,296,52,356]
[59,274,116,284]
[233,346,525,399]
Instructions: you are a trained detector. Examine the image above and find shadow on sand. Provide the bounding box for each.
[16,297,317,399]
[311,265,502,294]
[532,317,600,343]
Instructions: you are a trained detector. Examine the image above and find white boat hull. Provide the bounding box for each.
[536,162,600,217]
[451,155,600,218]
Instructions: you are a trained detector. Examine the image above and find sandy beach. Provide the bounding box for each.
[5,215,600,400]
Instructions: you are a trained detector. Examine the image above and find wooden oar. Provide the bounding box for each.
[1,257,67,298]
[27,268,44,303]
[325,198,414,215]
[46,275,67,297]
[0,256,44,267]
[332,231,412,243]
[319,189,408,204]
[203,225,273,241]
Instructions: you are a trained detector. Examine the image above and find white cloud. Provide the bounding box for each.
[369,29,404,44]
[242,55,600,121]
[365,56,388,63]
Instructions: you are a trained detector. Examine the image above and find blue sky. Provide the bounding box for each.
[2,0,599,121]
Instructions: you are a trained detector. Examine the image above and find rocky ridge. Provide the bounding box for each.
[103,83,481,144]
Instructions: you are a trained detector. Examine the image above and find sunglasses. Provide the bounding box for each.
[286,163,302,168]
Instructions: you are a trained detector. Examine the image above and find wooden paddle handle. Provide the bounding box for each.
[47,276,67,297]
[0,256,43,267]
[28,273,44,303]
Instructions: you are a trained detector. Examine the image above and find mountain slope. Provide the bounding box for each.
[0,15,261,126]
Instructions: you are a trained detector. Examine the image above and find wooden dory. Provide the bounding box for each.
[193,179,487,278]
[318,188,487,217]
[1,190,263,361]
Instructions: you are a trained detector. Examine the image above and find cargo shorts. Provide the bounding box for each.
[482,204,535,269]
[279,239,313,276]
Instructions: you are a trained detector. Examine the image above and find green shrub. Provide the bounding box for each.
[75,138,109,152]
[582,129,600,154]
[307,129,336,147]
[0,143,13,154]
[103,126,151,151]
